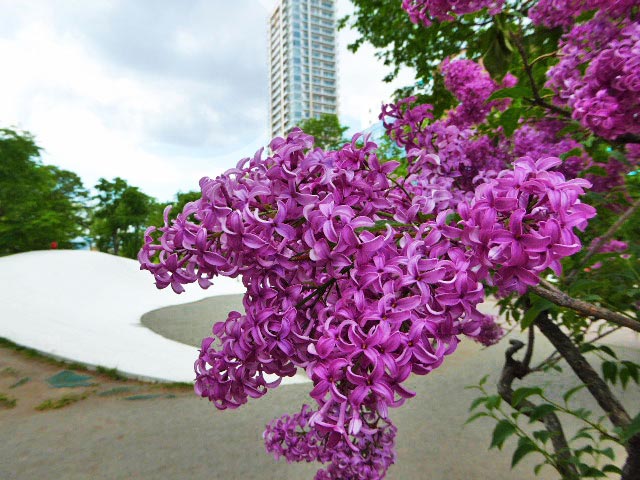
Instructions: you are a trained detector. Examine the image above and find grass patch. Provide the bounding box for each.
[1,367,18,377]
[150,382,193,392]
[96,366,128,381]
[35,392,91,411]
[0,337,85,371]
[0,393,17,409]
[9,377,30,389]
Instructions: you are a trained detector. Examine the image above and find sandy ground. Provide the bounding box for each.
[2,295,639,480]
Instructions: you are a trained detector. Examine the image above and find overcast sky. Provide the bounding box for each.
[0,0,414,200]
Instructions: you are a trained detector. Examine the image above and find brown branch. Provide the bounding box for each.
[530,283,640,333]
[522,325,535,368]
[498,338,579,479]
[565,196,640,284]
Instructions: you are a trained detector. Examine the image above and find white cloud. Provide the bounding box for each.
[0,0,413,200]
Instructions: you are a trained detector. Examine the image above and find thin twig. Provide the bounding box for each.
[511,34,571,118]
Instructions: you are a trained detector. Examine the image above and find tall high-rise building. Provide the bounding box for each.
[268,0,338,139]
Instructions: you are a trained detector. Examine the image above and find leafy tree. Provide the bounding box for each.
[298,114,349,150]
[341,0,560,116]
[0,128,87,255]
[91,177,155,258]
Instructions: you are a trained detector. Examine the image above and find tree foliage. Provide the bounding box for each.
[91,177,155,258]
[0,128,87,255]
[298,114,349,150]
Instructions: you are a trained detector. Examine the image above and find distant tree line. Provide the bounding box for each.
[0,117,361,259]
[0,128,199,259]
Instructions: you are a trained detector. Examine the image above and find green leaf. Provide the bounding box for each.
[621,361,639,384]
[572,430,594,442]
[602,465,623,474]
[573,408,593,420]
[602,361,618,385]
[619,412,640,443]
[598,345,617,359]
[560,147,583,160]
[487,85,533,101]
[499,107,522,137]
[490,420,517,450]
[579,465,606,477]
[557,122,582,136]
[511,387,543,407]
[485,395,502,410]
[528,404,558,423]
[522,297,554,329]
[620,366,631,389]
[469,396,488,412]
[511,437,538,468]
[580,343,598,354]
[532,430,551,444]
[465,412,489,425]
[483,29,513,79]
[600,447,615,460]
[563,384,586,404]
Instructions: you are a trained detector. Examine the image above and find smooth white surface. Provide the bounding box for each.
[0,250,309,384]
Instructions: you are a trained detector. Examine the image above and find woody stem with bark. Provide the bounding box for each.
[529,282,640,333]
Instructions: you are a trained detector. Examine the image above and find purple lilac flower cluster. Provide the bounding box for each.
[512,121,588,179]
[140,127,594,478]
[529,0,638,29]
[460,156,596,295]
[379,96,433,150]
[441,58,517,127]
[546,12,640,140]
[380,90,508,211]
[380,74,596,296]
[475,314,505,347]
[402,0,504,26]
[139,129,495,478]
[264,404,397,480]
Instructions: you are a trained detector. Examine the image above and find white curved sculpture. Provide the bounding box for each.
[0,250,308,384]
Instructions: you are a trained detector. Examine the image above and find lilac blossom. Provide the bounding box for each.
[441,58,517,127]
[546,14,640,140]
[402,0,505,26]
[529,0,638,29]
[591,238,629,253]
[473,315,505,347]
